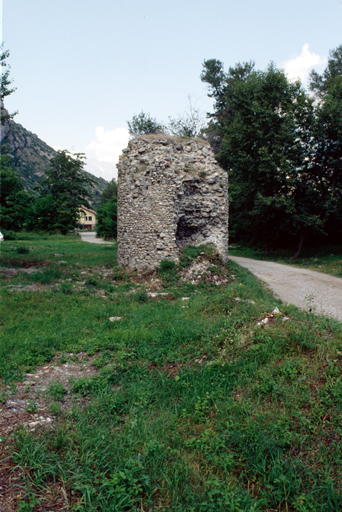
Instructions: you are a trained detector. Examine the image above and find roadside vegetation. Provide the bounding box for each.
[1,234,342,511]
[229,244,342,278]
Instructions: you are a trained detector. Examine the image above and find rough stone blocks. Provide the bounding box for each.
[117,134,228,269]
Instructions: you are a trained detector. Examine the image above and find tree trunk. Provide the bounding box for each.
[291,231,305,259]
[264,224,269,256]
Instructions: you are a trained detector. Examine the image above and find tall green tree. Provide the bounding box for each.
[202,61,318,255]
[309,44,342,98]
[201,59,255,152]
[307,72,342,241]
[35,151,95,234]
[96,179,117,239]
[100,178,117,204]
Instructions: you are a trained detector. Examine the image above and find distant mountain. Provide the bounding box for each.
[1,116,108,209]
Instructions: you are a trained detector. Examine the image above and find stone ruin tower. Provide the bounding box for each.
[117,134,228,269]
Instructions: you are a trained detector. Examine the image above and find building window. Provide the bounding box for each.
[89,216,92,221]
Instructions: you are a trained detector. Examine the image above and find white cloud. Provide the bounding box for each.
[85,159,118,182]
[84,126,129,165]
[281,44,326,85]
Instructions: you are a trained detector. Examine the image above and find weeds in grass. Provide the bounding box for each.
[16,246,30,255]
[85,278,98,287]
[29,267,62,284]
[1,235,342,510]
[158,259,178,284]
[60,282,72,294]
[25,399,38,413]
[133,289,148,303]
[48,383,67,401]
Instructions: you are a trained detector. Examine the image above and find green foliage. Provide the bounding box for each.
[308,75,342,236]
[48,383,67,401]
[32,151,95,234]
[25,399,39,413]
[158,259,178,284]
[29,267,62,284]
[133,289,148,303]
[202,51,342,255]
[167,97,207,139]
[0,45,17,124]
[309,44,342,98]
[3,234,342,510]
[96,178,118,239]
[96,197,117,239]
[127,111,165,137]
[0,156,33,231]
[100,178,117,204]
[16,246,29,254]
[179,243,217,268]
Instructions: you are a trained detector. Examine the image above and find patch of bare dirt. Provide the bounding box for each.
[0,353,99,439]
[0,449,23,512]
[0,448,75,512]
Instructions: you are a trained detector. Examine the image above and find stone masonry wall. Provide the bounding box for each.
[117,134,228,269]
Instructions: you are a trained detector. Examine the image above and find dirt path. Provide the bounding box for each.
[229,255,342,322]
[79,231,113,244]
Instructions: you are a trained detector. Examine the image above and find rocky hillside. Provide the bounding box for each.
[1,116,108,209]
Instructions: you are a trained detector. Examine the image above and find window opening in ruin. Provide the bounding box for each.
[175,216,203,246]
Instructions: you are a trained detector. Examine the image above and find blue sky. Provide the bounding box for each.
[2,0,342,180]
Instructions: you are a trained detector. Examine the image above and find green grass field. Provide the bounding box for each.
[229,244,342,278]
[1,234,342,511]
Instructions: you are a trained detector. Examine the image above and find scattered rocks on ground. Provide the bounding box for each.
[0,266,42,276]
[256,308,291,326]
[0,353,99,438]
[109,317,122,322]
[6,284,42,292]
[179,259,229,286]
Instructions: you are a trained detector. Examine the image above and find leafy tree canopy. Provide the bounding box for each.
[309,44,342,98]
[100,178,117,204]
[96,197,117,240]
[96,178,118,239]
[0,45,17,126]
[0,156,32,231]
[36,151,95,234]
[202,48,342,256]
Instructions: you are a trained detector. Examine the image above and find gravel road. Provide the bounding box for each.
[229,255,342,322]
[79,231,113,244]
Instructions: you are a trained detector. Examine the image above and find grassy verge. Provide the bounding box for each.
[1,234,342,511]
[229,244,342,278]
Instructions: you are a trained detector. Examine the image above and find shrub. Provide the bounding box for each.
[16,246,29,254]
